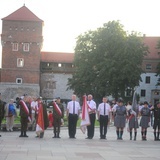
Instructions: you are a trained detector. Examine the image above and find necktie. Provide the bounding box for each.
[104,103,106,115]
[73,101,75,114]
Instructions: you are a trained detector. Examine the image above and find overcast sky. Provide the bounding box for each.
[1,0,160,53]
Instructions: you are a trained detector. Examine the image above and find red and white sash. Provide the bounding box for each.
[87,102,95,113]
[53,101,62,116]
[19,100,31,122]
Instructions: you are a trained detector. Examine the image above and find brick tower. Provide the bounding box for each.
[0,5,43,101]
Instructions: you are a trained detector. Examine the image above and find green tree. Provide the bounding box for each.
[67,21,148,103]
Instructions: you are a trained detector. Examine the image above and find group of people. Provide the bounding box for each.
[65,94,160,141]
[0,93,159,141]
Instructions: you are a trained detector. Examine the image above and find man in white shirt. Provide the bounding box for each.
[97,97,112,139]
[86,94,96,139]
[31,96,38,131]
[66,95,81,138]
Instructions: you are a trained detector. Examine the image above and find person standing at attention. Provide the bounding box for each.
[0,93,6,137]
[97,97,112,139]
[66,95,81,139]
[50,97,64,138]
[86,94,96,139]
[140,101,150,141]
[114,99,127,140]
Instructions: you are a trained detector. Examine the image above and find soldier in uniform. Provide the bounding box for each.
[151,102,160,141]
[19,95,31,137]
[0,93,6,137]
[49,97,64,138]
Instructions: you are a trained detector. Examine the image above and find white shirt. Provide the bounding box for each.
[67,101,81,115]
[98,103,111,116]
[87,100,96,112]
[31,101,38,114]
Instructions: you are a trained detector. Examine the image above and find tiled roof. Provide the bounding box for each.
[41,37,160,63]
[143,37,160,59]
[41,52,74,63]
[2,5,43,22]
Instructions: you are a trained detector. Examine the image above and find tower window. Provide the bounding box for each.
[17,58,24,67]
[12,43,18,51]
[23,43,29,52]
[16,78,22,84]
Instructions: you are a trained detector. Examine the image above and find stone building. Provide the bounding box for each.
[0,5,159,104]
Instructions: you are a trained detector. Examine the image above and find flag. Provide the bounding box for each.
[80,95,90,134]
[132,91,138,112]
[36,103,44,133]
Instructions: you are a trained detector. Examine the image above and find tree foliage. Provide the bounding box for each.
[67,21,148,103]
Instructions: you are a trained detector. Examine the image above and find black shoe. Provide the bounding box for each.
[19,135,24,137]
[24,135,28,137]
[0,135,1,137]
[57,136,61,138]
[52,136,57,138]
[35,136,39,138]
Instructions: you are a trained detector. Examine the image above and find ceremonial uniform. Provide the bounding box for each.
[51,100,64,138]
[19,99,31,137]
[114,100,127,140]
[151,102,160,140]
[98,102,111,139]
[86,100,96,139]
[140,102,150,140]
[128,109,139,140]
[0,97,5,136]
[140,107,150,128]
[114,106,126,128]
[67,100,80,138]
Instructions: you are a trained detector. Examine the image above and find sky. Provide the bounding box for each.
[0,0,160,53]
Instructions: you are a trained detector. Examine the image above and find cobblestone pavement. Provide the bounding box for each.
[0,125,159,160]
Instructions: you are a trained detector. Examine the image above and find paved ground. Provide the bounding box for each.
[0,125,159,160]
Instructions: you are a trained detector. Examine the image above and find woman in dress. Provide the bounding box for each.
[140,101,150,141]
[114,99,127,140]
[127,108,139,140]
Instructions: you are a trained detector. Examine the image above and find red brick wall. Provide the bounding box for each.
[1,20,43,84]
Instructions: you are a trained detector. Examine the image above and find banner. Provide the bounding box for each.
[36,103,44,132]
[80,95,90,134]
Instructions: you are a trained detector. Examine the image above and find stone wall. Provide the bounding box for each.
[0,82,40,102]
[40,73,73,100]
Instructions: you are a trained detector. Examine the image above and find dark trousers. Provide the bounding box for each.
[53,116,61,135]
[87,113,95,138]
[99,115,108,138]
[20,117,28,131]
[68,113,78,138]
